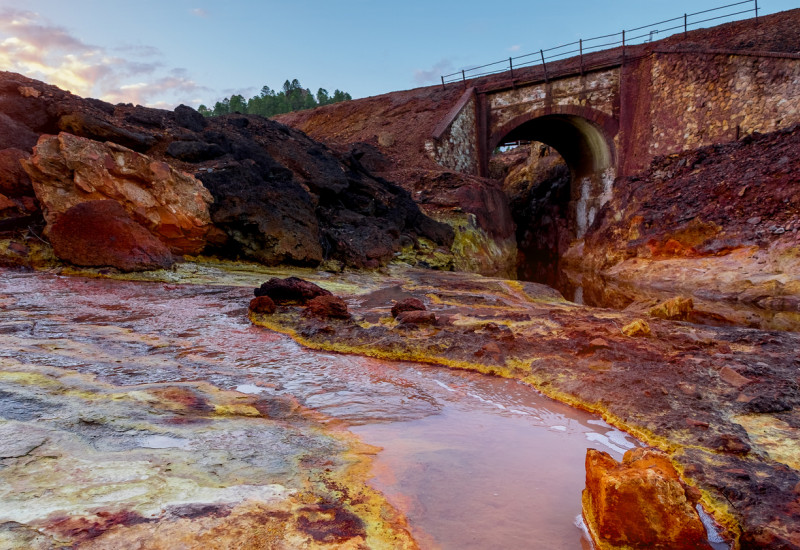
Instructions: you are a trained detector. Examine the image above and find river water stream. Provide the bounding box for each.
[0,268,649,548]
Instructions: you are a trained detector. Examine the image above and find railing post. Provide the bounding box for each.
[684,13,688,37]
[462,69,466,89]
[441,76,446,90]
[540,50,548,82]
[621,30,626,63]
[579,38,584,75]
[509,57,514,78]
[755,0,759,21]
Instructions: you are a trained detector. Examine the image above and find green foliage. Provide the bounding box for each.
[201,78,352,118]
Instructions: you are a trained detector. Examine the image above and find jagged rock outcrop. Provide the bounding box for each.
[0,70,454,270]
[22,132,213,255]
[563,124,800,331]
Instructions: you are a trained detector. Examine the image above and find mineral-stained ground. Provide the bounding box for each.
[248,265,800,549]
[0,266,416,549]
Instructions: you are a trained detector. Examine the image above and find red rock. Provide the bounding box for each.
[582,447,711,550]
[22,133,213,255]
[0,193,15,212]
[248,296,276,315]
[48,200,174,272]
[305,295,350,320]
[719,366,752,389]
[396,310,437,326]
[391,297,426,318]
[254,277,332,305]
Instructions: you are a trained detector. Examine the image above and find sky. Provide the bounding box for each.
[0,0,796,110]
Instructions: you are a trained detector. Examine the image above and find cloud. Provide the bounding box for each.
[101,74,207,106]
[0,8,206,108]
[191,8,209,18]
[413,59,456,85]
[508,44,521,52]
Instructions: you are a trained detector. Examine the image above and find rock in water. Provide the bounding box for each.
[22,132,213,255]
[305,295,351,320]
[582,447,711,550]
[249,296,276,314]
[254,277,332,305]
[48,200,174,271]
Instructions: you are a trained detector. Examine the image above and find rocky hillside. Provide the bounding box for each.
[0,71,453,272]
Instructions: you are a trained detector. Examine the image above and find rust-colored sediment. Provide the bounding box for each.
[250,266,800,549]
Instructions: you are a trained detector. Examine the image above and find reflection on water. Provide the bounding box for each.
[0,269,642,549]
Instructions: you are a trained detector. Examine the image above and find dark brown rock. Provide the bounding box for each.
[165,140,224,162]
[305,295,351,320]
[0,113,39,151]
[391,297,426,318]
[396,310,437,326]
[0,148,32,197]
[174,104,207,132]
[48,200,174,272]
[58,113,156,152]
[249,296,276,315]
[254,277,332,305]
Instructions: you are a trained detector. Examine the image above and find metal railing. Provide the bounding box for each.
[441,0,759,87]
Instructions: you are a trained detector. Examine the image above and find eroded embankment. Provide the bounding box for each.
[249,266,800,549]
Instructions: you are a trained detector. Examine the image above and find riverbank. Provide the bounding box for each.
[244,262,800,549]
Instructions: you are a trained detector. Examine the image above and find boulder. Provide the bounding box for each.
[254,277,332,305]
[305,295,351,320]
[174,104,207,132]
[649,297,694,321]
[199,162,324,266]
[48,200,174,272]
[22,132,213,255]
[249,296,276,315]
[396,310,437,326]
[391,297,426,318]
[582,447,711,550]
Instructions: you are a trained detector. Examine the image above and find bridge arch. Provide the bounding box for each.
[488,106,619,238]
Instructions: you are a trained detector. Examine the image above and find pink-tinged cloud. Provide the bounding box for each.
[414,59,456,85]
[191,8,209,18]
[0,8,206,108]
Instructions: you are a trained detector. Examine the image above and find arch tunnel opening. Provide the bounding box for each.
[489,114,616,288]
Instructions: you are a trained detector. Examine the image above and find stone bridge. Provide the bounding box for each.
[427,48,800,237]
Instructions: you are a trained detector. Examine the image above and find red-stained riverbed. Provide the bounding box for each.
[0,269,652,549]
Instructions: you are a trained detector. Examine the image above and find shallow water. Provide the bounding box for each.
[0,269,649,548]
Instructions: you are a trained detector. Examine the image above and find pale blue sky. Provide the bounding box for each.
[0,0,795,108]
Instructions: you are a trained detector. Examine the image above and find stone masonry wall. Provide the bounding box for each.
[646,51,800,159]
[427,92,479,175]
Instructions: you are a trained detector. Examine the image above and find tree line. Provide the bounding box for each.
[198,79,352,118]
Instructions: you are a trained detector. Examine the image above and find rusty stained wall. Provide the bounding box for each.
[488,68,620,131]
[631,52,800,172]
[426,94,479,175]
